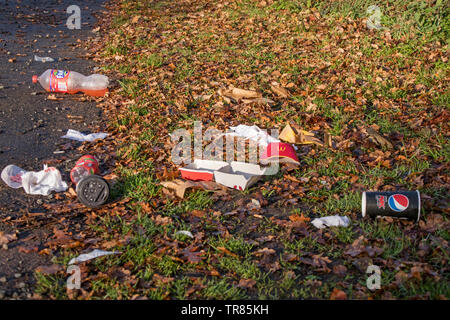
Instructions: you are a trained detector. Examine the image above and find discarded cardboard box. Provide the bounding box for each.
[214,161,268,191]
[179,159,229,181]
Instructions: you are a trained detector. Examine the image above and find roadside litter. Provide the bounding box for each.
[75,175,110,208]
[179,159,229,181]
[61,129,109,142]
[70,155,100,185]
[178,160,274,191]
[311,216,350,229]
[172,124,299,193]
[34,55,55,63]
[71,156,110,208]
[32,69,109,97]
[161,179,226,198]
[214,161,270,191]
[1,164,68,196]
[362,191,421,222]
[1,155,110,208]
[68,249,121,265]
[260,142,299,164]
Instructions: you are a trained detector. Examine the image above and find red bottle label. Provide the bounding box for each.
[49,69,70,92]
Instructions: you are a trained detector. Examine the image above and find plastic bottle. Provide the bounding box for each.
[32,69,109,97]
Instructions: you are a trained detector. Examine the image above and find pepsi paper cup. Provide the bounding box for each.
[361,191,421,222]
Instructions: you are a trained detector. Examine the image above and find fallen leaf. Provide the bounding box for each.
[0,232,17,245]
[224,87,261,99]
[289,213,310,224]
[191,209,206,218]
[238,278,257,289]
[182,247,203,263]
[216,246,238,257]
[270,82,290,98]
[131,15,141,24]
[333,264,347,277]
[47,94,62,101]
[36,264,63,275]
[330,288,347,300]
[366,127,393,149]
[18,245,38,253]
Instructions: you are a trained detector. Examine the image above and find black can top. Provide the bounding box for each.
[76,175,110,208]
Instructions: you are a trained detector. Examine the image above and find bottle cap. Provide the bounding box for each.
[76,175,110,208]
[32,75,38,83]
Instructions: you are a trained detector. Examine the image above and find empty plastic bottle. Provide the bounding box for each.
[32,69,109,97]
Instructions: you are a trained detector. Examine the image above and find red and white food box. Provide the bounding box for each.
[179,159,229,181]
[214,161,268,191]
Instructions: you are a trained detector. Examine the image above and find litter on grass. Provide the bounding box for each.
[68,249,121,265]
[175,230,194,238]
[1,164,68,196]
[161,179,226,198]
[179,159,229,181]
[61,129,109,142]
[214,161,270,190]
[311,216,350,229]
[225,125,280,147]
[260,142,300,165]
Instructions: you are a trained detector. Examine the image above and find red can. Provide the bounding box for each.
[70,155,100,185]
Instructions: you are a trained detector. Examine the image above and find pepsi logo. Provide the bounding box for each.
[388,194,409,212]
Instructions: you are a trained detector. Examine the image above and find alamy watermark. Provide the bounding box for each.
[66,265,81,290]
[66,5,81,30]
[366,5,387,31]
[366,265,381,290]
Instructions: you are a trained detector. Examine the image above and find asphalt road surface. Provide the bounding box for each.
[0,0,107,299]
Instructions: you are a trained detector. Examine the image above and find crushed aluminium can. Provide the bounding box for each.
[361,191,421,222]
[70,155,100,185]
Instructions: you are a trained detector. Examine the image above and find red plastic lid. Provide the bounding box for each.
[32,75,38,83]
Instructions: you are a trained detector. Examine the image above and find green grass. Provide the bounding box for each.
[34,0,449,300]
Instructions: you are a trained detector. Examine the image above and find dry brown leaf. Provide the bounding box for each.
[289,213,310,224]
[242,97,275,105]
[47,94,62,101]
[216,246,238,257]
[36,264,63,275]
[366,127,393,149]
[270,82,290,98]
[227,87,261,99]
[238,278,257,289]
[330,288,347,300]
[191,209,206,218]
[0,232,17,245]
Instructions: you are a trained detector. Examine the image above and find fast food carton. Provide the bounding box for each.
[214,161,268,191]
[179,159,229,181]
